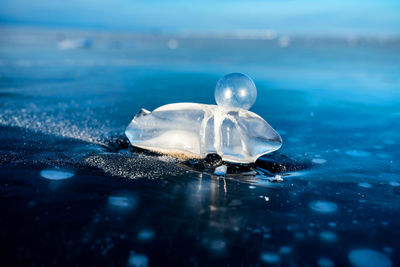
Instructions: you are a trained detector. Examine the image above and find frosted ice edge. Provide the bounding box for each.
[125,103,282,164]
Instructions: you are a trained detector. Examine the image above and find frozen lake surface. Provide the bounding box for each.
[0,26,399,266]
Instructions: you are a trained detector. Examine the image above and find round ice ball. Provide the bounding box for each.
[215,73,257,110]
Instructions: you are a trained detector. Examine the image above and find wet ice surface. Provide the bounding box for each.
[1,27,400,266]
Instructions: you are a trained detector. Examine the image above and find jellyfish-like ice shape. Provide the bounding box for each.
[125,73,282,163]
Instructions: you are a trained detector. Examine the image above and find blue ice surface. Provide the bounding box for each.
[0,26,399,265]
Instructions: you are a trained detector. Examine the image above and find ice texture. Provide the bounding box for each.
[125,103,282,163]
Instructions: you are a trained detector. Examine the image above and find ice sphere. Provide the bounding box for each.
[126,73,281,163]
[215,73,257,110]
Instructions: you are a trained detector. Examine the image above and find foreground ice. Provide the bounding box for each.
[126,73,282,163]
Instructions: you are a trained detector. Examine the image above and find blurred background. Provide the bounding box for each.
[1,0,399,35]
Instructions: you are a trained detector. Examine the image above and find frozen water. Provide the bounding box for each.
[126,104,281,163]
[2,27,400,266]
[126,74,281,163]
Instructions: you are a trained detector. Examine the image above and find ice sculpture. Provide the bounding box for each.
[125,73,282,163]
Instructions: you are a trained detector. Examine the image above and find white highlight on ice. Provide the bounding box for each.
[40,169,74,180]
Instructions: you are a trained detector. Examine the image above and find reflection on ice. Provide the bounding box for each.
[126,103,281,163]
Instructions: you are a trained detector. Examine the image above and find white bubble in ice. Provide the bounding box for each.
[310,201,338,214]
[348,249,392,267]
[40,169,74,180]
[215,73,257,110]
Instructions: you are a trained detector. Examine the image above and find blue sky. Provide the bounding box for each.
[0,0,399,35]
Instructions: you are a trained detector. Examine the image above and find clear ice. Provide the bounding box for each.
[125,73,282,163]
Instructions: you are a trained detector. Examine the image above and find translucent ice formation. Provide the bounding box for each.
[125,73,282,163]
[215,73,257,110]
